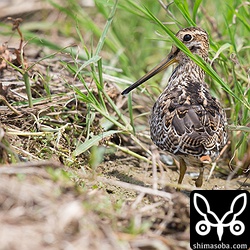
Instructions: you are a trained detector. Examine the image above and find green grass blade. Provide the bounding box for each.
[73,130,120,156]
[74,55,101,79]
[128,93,135,134]
[174,0,196,26]
[228,125,250,133]
[23,72,33,108]
[192,0,202,22]
[94,0,118,56]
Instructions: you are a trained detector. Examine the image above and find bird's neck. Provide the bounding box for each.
[169,60,205,86]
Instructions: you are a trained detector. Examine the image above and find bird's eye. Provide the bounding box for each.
[183,34,192,41]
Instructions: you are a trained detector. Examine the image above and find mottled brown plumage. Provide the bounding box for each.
[122,27,228,188]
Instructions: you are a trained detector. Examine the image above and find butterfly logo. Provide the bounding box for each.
[193,193,247,241]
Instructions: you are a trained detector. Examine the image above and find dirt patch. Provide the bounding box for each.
[0,156,248,249]
[0,162,185,250]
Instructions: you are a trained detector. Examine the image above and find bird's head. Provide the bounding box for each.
[122,27,209,95]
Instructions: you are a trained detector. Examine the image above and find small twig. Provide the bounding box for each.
[151,145,158,190]
[0,160,64,173]
[107,141,154,165]
[6,129,52,136]
[131,192,146,210]
[158,0,168,11]
[207,143,230,181]
[207,162,216,181]
[239,172,250,189]
[158,0,182,29]
[97,176,172,200]
[11,145,40,160]
[0,95,21,115]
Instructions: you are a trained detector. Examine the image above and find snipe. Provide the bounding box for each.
[122,27,228,188]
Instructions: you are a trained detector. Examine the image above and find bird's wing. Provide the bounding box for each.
[150,84,227,158]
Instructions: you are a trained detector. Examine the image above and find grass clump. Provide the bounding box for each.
[70,0,249,172]
[1,0,249,175]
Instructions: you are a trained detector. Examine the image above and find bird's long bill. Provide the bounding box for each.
[121,52,178,95]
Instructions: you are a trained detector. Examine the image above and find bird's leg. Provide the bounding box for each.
[195,165,204,187]
[177,158,187,188]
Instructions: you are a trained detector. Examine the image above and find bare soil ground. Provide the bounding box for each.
[0,154,249,250]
